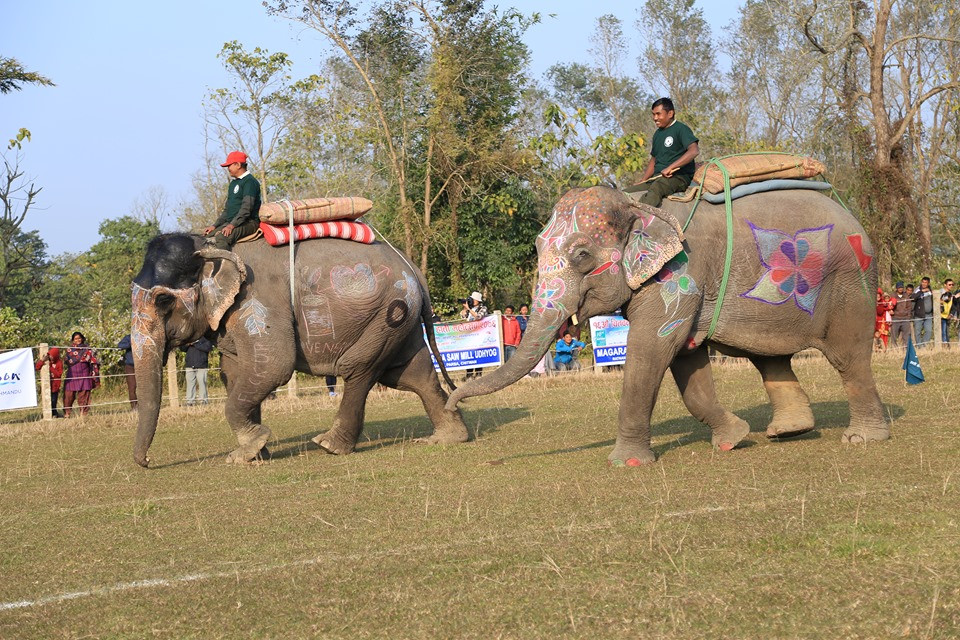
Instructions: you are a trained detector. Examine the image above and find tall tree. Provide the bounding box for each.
[793,0,960,278]
[0,150,47,312]
[205,40,323,197]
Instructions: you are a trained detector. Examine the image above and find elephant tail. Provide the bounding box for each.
[416,273,457,392]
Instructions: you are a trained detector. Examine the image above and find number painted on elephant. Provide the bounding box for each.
[239,297,269,336]
[654,251,699,312]
[393,271,421,310]
[532,277,566,315]
[741,222,833,315]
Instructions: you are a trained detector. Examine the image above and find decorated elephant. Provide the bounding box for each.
[447,186,888,465]
[131,233,467,467]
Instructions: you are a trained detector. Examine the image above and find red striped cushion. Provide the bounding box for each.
[260,221,376,246]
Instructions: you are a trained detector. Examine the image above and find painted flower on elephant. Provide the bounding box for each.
[654,251,698,311]
[742,223,833,315]
[532,277,566,315]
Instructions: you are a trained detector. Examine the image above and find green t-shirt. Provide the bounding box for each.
[219,172,262,226]
[651,120,698,178]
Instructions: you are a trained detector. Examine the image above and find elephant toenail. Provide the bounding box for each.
[608,459,625,467]
[718,443,734,451]
[626,458,642,466]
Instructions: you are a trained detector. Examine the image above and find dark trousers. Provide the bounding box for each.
[638,174,692,207]
[124,364,137,409]
[51,390,61,417]
[205,219,260,250]
[63,389,91,417]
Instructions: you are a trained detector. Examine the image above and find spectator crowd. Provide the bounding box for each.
[876,277,960,350]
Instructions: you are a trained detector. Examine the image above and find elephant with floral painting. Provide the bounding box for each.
[131,233,467,468]
[447,186,888,465]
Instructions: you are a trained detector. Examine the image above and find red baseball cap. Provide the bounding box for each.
[220,151,248,167]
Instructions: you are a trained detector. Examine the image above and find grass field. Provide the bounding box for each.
[1,350,959,639]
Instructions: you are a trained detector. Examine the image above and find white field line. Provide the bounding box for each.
[0,485,920,612]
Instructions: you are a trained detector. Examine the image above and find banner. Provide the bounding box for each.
[589,315,630,367]
[0,348,39,411]
[427,315,503,371]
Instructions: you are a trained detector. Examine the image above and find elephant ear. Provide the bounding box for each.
[196,247,247,331]
[620,203,685,290]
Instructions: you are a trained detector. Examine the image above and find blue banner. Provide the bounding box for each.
[589,315,629,367]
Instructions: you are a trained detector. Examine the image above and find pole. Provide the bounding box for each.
[38,343,53,421]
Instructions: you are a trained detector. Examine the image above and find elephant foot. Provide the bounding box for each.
[711,415,750,452]
[608,441,656,467]
[415,416,469,445]
[841,423,890,444]
[226,425,272,464]
[312,430,356,455]
[765,408,815,439]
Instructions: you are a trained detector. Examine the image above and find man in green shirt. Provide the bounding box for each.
[203,150,262,249]
[634,97,699,207]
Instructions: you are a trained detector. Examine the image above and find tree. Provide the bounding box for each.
[792,0,960,279]
[0,57,54,94]
[636,0,719,120]
[205,40,324,197]
[0,150,47,312]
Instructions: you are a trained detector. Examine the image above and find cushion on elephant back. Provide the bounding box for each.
[259,220,376,246]
[693,153,827,194]
[258,197,374,224]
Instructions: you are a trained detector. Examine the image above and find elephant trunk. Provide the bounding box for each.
[446,306,568,410]
[132,318,166,468]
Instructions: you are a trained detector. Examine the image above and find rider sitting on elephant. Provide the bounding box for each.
[203,150,262,250]
[635,97,700,207]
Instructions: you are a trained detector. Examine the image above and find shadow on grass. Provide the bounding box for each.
[151,407,531,468]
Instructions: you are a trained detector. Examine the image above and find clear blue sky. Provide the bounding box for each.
[2,1,741,256]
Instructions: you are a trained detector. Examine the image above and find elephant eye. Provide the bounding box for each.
[574,248,591,261]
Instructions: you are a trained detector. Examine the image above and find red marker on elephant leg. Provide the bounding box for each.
[625,458,642,467]
[718,442,735,452]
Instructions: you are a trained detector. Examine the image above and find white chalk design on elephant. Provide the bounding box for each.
[330,263,388,302]
[301,294,335,340]
[239,298,269,336]
[394,271,421,309]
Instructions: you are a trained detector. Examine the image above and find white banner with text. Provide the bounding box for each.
[589,315,629,367]
[427,315,504,371]
[0,348,39,411]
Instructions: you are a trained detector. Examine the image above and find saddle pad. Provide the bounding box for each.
[700,179,832,204]
[260,220,376,246]
[259,197,373,224]
[694,154,826,194]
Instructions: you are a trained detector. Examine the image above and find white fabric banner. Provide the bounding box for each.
[0,348,38,411]
[426,315,504,371]
[589,315,630,367]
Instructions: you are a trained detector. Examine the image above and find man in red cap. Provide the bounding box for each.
[203,150,262,249]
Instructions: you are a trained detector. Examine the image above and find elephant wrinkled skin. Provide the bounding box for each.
[131,234,467,467]
[447,186,889,465]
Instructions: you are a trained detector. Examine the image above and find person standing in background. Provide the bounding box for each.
[501,305,521,362]
[182,337,213,406]
[117,334,137,409]
[63,332,99,417]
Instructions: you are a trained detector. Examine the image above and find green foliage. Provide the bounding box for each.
[0,57,54,95]
[0,306,44,349]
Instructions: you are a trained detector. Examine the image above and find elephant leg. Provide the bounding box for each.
[222,346,289,464]
[671,347,750,451]
[821,341,889,444]
[749,355,815,439]
[609,344,674,466]
[379,347,469,445]
[312,374,377,455]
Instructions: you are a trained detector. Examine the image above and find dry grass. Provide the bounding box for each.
[1,352,959,638]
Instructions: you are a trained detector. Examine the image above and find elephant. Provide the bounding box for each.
[447,186,888,465]
[131,233,468,467]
